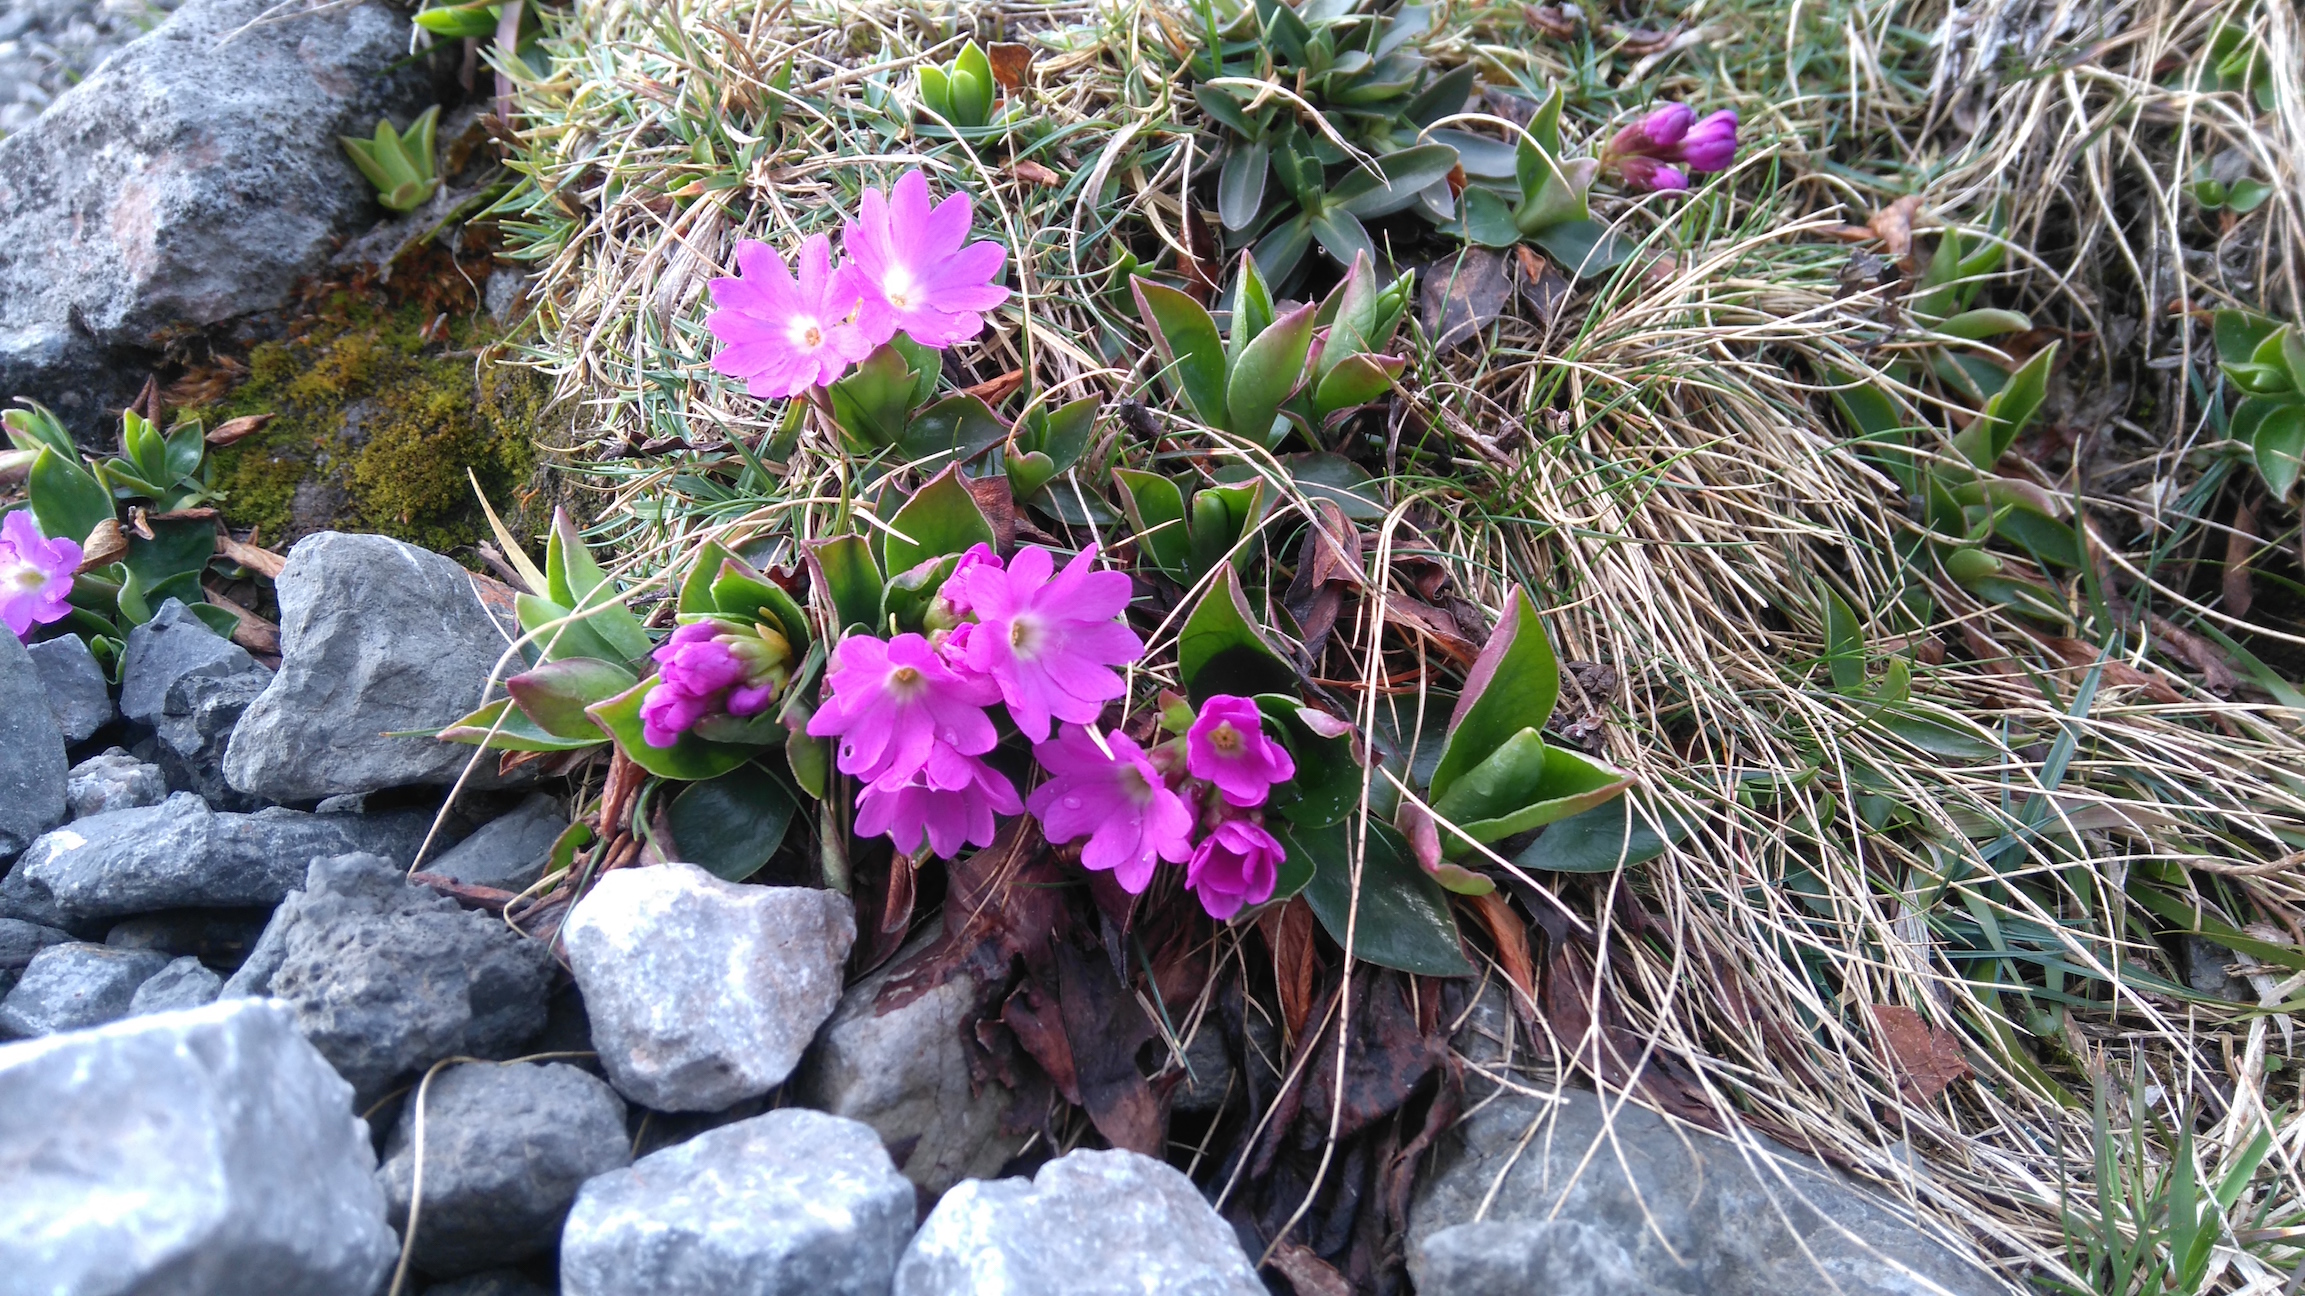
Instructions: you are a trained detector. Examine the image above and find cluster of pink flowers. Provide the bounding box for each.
[799,541,1297,920]
[640,619,796,747]
[706,169,1011,399]
[1603,102,1740,193]
[1,510,79,640]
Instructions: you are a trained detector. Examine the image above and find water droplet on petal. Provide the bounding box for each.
[1063,795,1082,810]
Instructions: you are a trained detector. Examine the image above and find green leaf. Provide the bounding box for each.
[1193,84,1257,136]
[677,540,734,615]
[881,551,960,633]
[1224,251,1275,362]
[882,466,995,579]
[1218,141,1269,231]
[1177,565,1295,701]
[1255,695,1362,827]
[1312,353,1403,420]
[1316,250,1382,378]
[918,64,953,119]
[1955,341,2057,468]
[28,446,113,547]
[2214,310,2279,365]
[1403,61,1475,127]
[1526,217,1632,279]
[547,509,653,661]
[666,764,799,881]
[413,2,502,39]
[1442,743,1633,855]
[436,696,608,751]
[120,518,214,593]
[1458,187,1520,248]
[1328,144,1459,218]
[952,40,996,125]
[1131,278,1229,427]
[162,422,205,482]
[1525,85,1565,158]
[1291,819,1472,976]
[710,559,810,648]
[1113,469,1191,576]
[587,680,752,779]
[1934,308,2031,340]
[507,657,640,739]
[2,403,75,457]
[1307,207,1375,273]
[1225,300,1315,445]
[1034,395,1100,475]
[1253,211,1314,283]
[1821,584,1867,692]
[828,344,922,450]
[516,593,625,664]
[2252,404,2305,499]
[901,394,1008,469]
[1430,587,1557,803]
[807,535,883,633]
[1516,795,1688,873]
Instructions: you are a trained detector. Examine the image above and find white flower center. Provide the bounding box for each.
[882,264,917,311]
[1007,613,1046,659]
[6,561,43,591]
[789,315,825,350]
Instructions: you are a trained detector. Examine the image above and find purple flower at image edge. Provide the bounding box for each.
[1028,726,1194,892]
[1185,694,1296,807]
[0,510,80,640]
[707,233,876,399]
[1673,110,1739,173]
[952,544,1141,741]
[844,169,1012,349]
[807,632,1002,780]
[1186,820,1286,921]
[857,748,1023,859]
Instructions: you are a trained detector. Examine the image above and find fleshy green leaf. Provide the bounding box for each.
[516,593,624,664]
[1516,795,1687,873]
[1290,819,1473,976]
[1440,740,1634,855]
[28,447,114,547]
[1312,353,1403,419]
[882,466,995,580]
[1430,587,1558,803]
[436,696,608,751]
[1218,142,1269,231]
[547,509,653,662]
[2253,404,2305,499]
[1113,468,1191,576]
[901,394,1008,469]
[1225,251,1275,362]
[1255,695,1362,828]
[666,764,799,881]
[1457,187,1521,248]
[1526,215,1632,279]
[507,657,640,739]
[1328,144,1459,218]
[1307,207,1375,272]
[807,535,882,633]
[828,344,922,450]
[1177,565,1295,701]
[711,559,811,648]
[1954,341,2058,468]
[1132,278,1228,427]
[587,680,752,780]
[1822,585,1866,693]
[1225,300,1316,445]
[677,539,734,615]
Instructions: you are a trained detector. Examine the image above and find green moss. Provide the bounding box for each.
[204,294,559,559]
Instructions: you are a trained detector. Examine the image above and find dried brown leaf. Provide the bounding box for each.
[204,413,275,447]
[1464,890,1537,1023]
[1869,195,1924,259]
[1268,1243,1352,1296]
[2223,498,2258,619]
[986,42,1032,93]
[1869,1003,1971,1103]
[1420,247,1513,351]
[217,533,287,580]
[1009,158,1061,187]
[76,518,128,571]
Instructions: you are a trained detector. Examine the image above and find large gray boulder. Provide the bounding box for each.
[0,0,439,427]
[378,1060,630,1276]
[0,791,432,925]
[560,1107,915,1296]
[224,532,528,801]
[27,633,112,744]
[792,930,1022,1192]
[222,852,555,1102]
[894,1148,1264,1296]
[0,629,66,858]
[1407,1086,2006,1296]
[0,999,398,1294]
[561,862,854,1112]
[0,941,168,1036]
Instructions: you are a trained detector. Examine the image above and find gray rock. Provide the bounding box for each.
[0,940,169,1036]
[561,1108,914,1296]
[27,633,111,743]
[1407,1087,2005,1296]
[1170,1024,1234,1114]
[793,929,1021,1192]
[378,1060,630,1276]
[127,952,222,1014]
[223,852,555,1101]
[425,1270,555,1296]
[1,791,433,924]
[0,998,397,1294]
[0,916,71,996]
[65,746,168,818]
[316,793,368,815]
[0,629,66,858]
[119,598,271,803]
[1415,1220,1644,1295]
[105,905,272,968]
[894,1148,1263,1296]
[0,0,439,428]
[0,0,184,137]
[425,792,566,891]
[224,532,529,801]
[562,863,854,1112]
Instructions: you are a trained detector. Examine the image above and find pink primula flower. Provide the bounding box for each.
[1617,158,1690,193]
[1674,110,1739,173]
[1185,695,1296,807]
[808,632,1001,782]
[638,621,790,747]
[857,746,1023,859]
[0,510,80,640]
[1185,819,1285,920]
[843,169,1011,348]
[707,233,876,398]
[949,544,1141,741]
[1608,101,1693,157]
[1028,726,1194,892]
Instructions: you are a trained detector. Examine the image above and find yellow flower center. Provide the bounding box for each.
[1211,722,1241,753]
[790,316,824,350]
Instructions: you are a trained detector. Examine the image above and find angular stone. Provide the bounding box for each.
[128,953,224,1015]
[223,852,555,1102]
[377,1060,630,1276]
[561,1108,914,1296]
[105,906,273,969]
[562,863,854,1112]
[792,931,1020,1192]
[1,792,432,924]
[0,917,71,996]
[424,792,566,891]
[65,747,169,819]
[27,633,112,744]
[0,629,66,859]
[0,0,441,427]
[894,1148,1263,1296]
[119,599,274,806]
[0,941,170,1036]
[224,532,530,801]
[0,999,397,1295]
[1407,1088,2003,1296]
